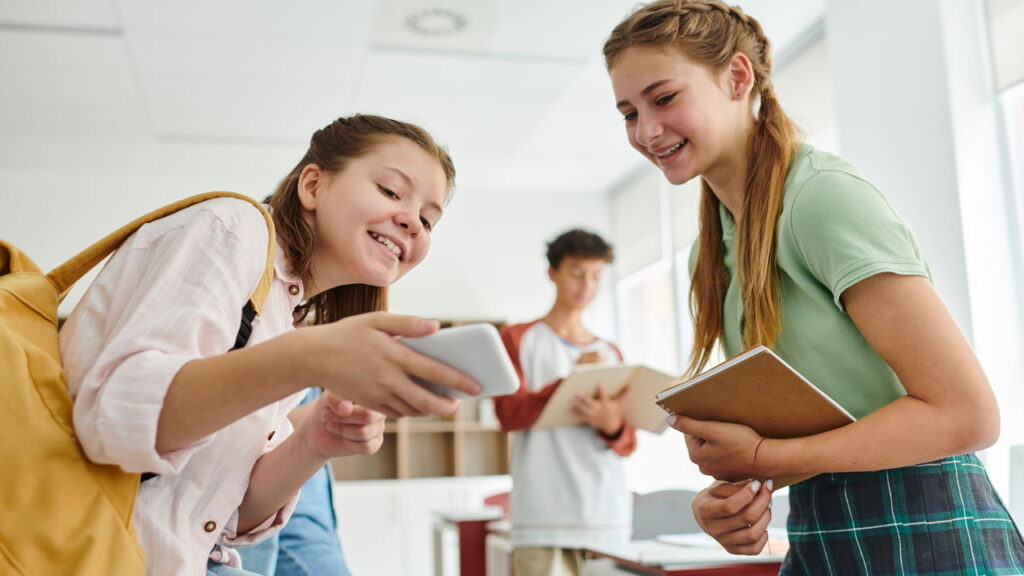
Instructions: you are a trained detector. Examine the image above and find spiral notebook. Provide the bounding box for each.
[655,346,856,489]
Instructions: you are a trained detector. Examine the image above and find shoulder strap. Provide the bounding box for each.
[231,301,258,351]
[47,191,276,315]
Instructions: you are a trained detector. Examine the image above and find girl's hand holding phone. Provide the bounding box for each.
[297,312,482,420]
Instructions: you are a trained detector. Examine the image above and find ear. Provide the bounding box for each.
[297,164,326,211]
[726,52,755,101]
[548,267,557,282]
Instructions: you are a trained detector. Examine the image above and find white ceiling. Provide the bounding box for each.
[0,0,824,195]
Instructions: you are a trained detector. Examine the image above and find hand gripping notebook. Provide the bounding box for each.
[655,346,856,489]
[531,364,676,433]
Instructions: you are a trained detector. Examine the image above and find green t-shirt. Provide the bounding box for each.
[696,145,929,419]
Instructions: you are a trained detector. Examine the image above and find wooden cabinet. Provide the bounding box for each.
[330,397,510,481]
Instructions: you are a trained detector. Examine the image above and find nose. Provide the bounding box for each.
[394,208,422,235]
[634,113,663,149]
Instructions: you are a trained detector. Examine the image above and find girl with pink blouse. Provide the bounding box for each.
[60,114,480,576]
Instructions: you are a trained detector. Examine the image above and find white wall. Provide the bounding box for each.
[773,38,840,155]
[389,187,614,335]
[825,0,1024,499]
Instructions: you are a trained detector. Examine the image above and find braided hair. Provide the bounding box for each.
[604,0,798,375]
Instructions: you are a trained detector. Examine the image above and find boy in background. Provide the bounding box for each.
[495,229,636,576]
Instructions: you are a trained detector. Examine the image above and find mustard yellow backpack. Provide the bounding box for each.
[0,192,275,575]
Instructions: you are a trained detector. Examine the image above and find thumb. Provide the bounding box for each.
[616,386,633,404]
[326,398,356,417]
[670,414,708,437]
[367,312,440,338]
[319,391,354,416]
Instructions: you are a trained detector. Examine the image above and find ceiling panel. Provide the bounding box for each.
[353,49,583,155]
[0,0,826,195]
[115,0,374,43]
[0,0,119,31]
[0,28,129,72]
[0,29,147,137]
[140,71,355,142]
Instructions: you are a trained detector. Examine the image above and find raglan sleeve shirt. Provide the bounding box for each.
[493,323,562,431]
[493,323,636,456]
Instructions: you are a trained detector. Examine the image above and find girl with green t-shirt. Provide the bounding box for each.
[604,1,1024,573]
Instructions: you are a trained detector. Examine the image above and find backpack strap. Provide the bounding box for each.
[47,191,276,314]
[232,301,258,351]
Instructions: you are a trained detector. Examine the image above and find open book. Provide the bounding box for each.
[531,364,677,433]
[655,346,856,489]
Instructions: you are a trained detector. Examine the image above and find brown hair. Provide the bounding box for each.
[268,114,456,324]
[546,228,615,269]
[604,0,798,376]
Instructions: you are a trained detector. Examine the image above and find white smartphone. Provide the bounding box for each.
[399,323,520,399]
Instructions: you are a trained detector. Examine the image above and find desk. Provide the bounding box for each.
[583,540,783,576]
[433,508,505,576]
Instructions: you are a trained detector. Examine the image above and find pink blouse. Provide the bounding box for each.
[61,198,306,575]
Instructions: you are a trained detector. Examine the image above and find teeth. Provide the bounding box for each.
[370,232,402,259]
[655,140,685,157]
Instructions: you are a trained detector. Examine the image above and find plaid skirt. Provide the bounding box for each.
[781,454,1024,575]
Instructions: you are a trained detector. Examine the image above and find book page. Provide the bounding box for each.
[532,365,677,432]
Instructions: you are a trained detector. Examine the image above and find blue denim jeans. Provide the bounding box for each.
[276,464,351,576]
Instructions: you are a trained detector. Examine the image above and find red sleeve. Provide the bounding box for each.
[607,342,625,364]
[493,323,560,432]
[600,423,638,457]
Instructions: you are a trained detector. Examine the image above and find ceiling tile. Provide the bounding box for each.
[0,0,119,31]
[116,0,374,43]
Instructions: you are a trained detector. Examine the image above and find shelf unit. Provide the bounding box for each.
[331,318,511,481]
[331,397,511,481]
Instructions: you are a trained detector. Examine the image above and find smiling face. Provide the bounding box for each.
[610,45,752,188]
[298,135,448,290]
[549,256,607,312]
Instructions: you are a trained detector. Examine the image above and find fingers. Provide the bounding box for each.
[694,479,775,555]
[323,420,383,443]
[315,313,476,418]
[719,516,771,555]
[715,485,773,555]
[321,394,355,418]
[695,480,759,521]
[321,403,384,425]
[366,312,441,338]
[396,344,481,399]
[670,414,710,437]
[705,480,748,499]
[370,377,452,419]
[320,404,387,454]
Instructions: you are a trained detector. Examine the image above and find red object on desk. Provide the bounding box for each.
[455,519,490,576]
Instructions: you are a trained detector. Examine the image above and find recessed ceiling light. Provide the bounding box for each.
[404,7,467,37]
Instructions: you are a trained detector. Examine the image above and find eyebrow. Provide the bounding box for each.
[616,79,672,109]
[384,166,444,215]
